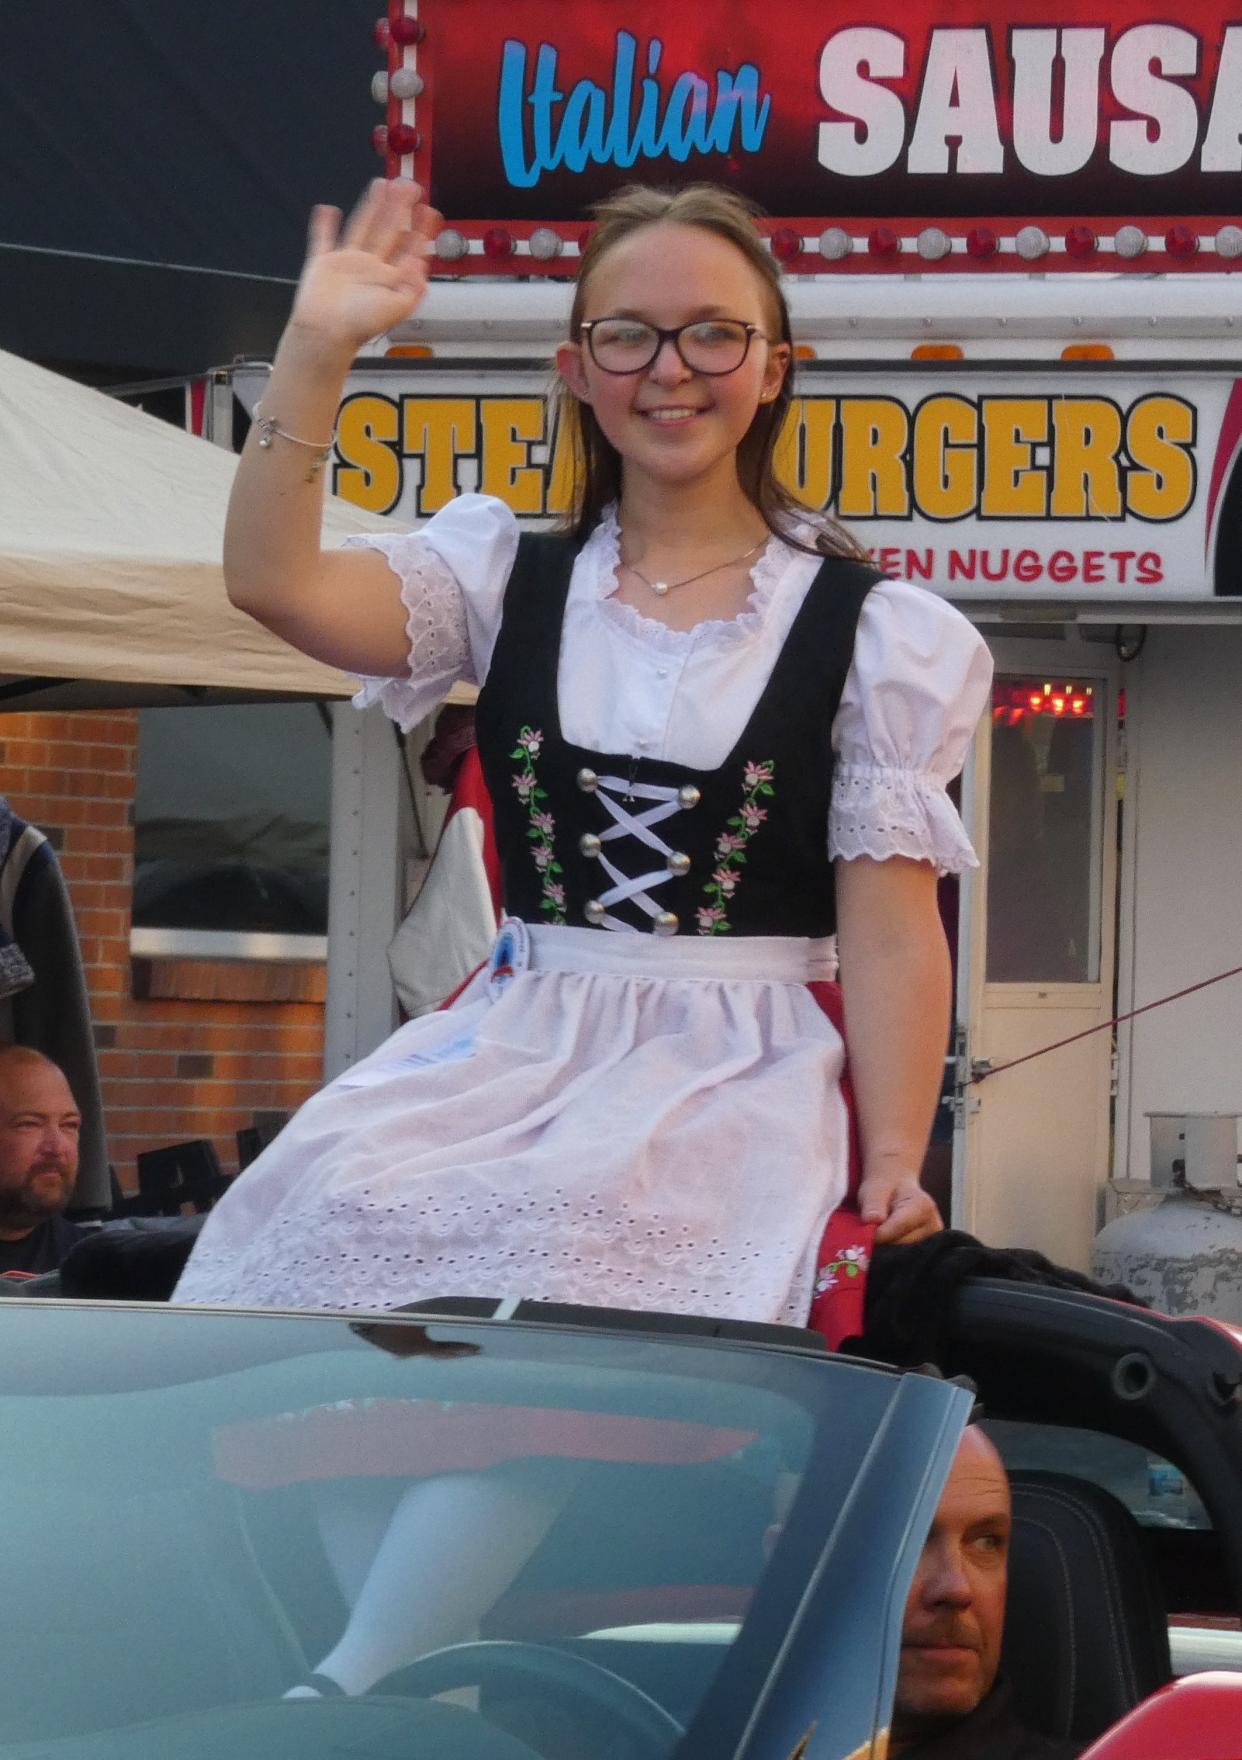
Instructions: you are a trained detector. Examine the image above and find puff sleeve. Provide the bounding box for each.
[348,494,520,732]
[829,579,994,874]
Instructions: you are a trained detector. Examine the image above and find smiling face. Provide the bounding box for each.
[891,1428,1012,1751]
[556,220,790,500]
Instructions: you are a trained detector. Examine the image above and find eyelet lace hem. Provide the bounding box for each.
[177,1190,814,1323]
[346,534,474,732]
[829,763,979,875]
[587,506,802,653]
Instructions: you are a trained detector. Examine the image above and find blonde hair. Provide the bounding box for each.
[556,183,865,560]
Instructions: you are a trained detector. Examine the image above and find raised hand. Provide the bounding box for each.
[289,178,440,355]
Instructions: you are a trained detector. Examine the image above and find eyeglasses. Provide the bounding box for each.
[578,317,768,377]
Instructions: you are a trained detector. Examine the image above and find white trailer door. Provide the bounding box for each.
[953,635,1120,1270]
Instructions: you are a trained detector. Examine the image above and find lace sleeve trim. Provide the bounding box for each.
[344,534,475,733]
[829,763,979,876]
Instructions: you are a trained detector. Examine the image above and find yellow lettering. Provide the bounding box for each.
[981,400,1048,516]
[775,399,837,510]
[544,400,582,517]
[1125,395,1196,521]
[837,399,910,517]
[333,394,401,514]
[480,398,546,514]
[912,397,978,520]
[1050,399,1124,518]
[401,398,478,514]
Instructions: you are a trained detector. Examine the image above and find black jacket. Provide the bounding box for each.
[900,1681,1083,1759]
[0,1213,88,1276]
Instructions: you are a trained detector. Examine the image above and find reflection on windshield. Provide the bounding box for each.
[0,1307,892,1760]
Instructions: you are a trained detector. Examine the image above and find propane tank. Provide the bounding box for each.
[1093,1112,1242,1320]
[1093,1188,1242,1321]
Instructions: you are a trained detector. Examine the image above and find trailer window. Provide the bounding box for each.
[986,677,1103,983]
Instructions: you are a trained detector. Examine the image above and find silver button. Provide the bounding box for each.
[576,767,598,792]
[677,784,702,810]
[584,899,606,926]
[652,911,680,937]
[667,851,691,876]
[579,832,602,858]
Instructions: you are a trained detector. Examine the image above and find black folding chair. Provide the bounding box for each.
[134,1140,233,1217]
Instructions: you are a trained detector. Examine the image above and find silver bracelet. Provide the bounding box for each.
[254,402,335,480]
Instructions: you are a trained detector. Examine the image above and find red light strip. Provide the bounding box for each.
[996,683,1096,720]
[406,213,1242,276]
[386,2,403,178]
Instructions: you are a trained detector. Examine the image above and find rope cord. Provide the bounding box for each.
[969,961,1242,1085]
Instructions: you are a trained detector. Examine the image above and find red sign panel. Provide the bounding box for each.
[375,0,1242,273]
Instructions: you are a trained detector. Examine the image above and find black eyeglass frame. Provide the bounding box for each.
[577,318,769,376]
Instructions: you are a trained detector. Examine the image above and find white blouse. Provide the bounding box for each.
[348,494,994,874]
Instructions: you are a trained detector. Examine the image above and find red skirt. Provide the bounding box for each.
[805,980,872,1352]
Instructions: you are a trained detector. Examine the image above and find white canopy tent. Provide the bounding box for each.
[0,348,407,1210]
[0,346,389,700]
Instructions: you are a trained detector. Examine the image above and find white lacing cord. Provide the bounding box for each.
[590,777,685,932]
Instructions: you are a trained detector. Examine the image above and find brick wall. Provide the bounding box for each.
[0,709,325,1194]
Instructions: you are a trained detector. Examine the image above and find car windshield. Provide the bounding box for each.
[0,1303,942,1760]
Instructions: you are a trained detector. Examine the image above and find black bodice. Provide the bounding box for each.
[475,533,881,938]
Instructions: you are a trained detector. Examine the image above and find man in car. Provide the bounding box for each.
[891,1426,1082,1758]
[0,1045,86,1277]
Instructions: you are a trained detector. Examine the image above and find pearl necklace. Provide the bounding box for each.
[623,536,766,597]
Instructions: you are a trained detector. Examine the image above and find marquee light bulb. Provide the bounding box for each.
[1113,226,1147,259]
[528,228,563,260]
[867,226,900,260]
[916,228,951,261]
[1015,225,1050,260]
[1065,225,1097,259]
[965,226,997,260]
[389,67,424,100]
[771,228,803,263]
[483,227,515,261]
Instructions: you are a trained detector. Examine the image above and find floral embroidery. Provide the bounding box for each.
[509,726,566,922]
[697,759,775,935]
[814,1243,868,1297]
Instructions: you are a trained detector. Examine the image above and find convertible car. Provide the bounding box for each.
[0,1283,1240,1759]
